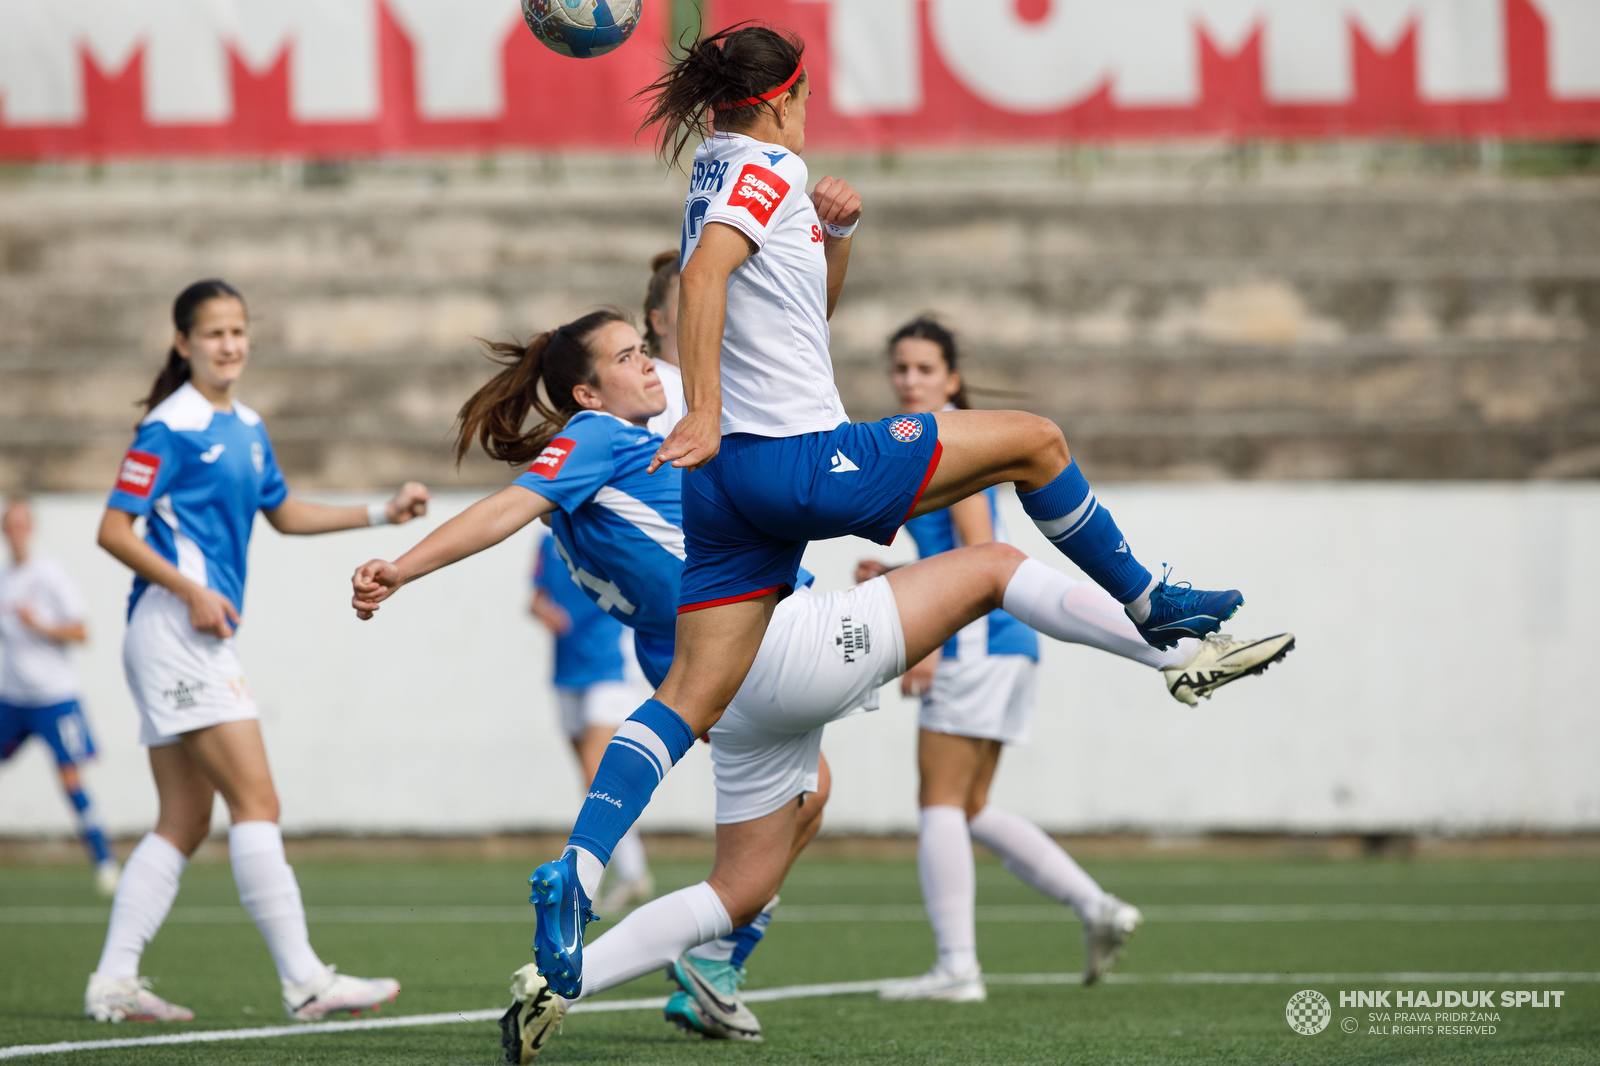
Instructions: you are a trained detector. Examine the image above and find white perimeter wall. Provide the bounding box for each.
[1,484,1596,838]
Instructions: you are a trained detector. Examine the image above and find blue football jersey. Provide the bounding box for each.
[534,533,628,690]
[106,383,288,619]
[904,487,1039,662]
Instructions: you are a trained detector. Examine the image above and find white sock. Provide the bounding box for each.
[577,881,732,1000]
[228,821,324,986]
[688,894,778,964]
[609,828,649,885]
[565,846,606,901]
[95,832,187,979]
[1124,575,1162,624]
[918,805,978,975]
[968,805,1106,922]
[1003,559,1193,669]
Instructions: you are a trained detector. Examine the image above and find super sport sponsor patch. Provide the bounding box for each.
[115,450,162,497]
[888,417,923,443]
[529,438,577,479]
[728,164,790,227]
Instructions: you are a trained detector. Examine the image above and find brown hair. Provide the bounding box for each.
[637,23,806,169]
[889,316,970,410]
[139,279,245,417]
[642,250,679,357]
[454,309,630,467]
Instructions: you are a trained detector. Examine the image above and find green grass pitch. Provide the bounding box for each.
[3,852,1598,1064]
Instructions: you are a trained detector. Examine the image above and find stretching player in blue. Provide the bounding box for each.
[530,532,654,913]
[86,279,430,1024]
[500,24,1258,998]
[0,496,120,896]
[348,311,1291,1058]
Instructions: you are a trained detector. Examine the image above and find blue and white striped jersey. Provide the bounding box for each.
[106,383,288,619]
[903,487,1040,662]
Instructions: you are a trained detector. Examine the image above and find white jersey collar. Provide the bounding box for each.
[143,382,261,430]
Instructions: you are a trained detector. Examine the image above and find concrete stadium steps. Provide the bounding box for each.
[2,175,1597,488]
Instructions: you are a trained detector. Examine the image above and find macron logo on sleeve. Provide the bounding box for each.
[729,164,790,227]
[115,450,161,497]
[529,438,577,480]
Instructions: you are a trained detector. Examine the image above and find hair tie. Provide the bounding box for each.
[713,59,804,111]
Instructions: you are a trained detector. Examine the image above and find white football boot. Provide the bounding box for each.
[84,973,195,1022]
[94,860,122,899]
[596,872,655,916]
[1163,632,1295,706]
[499,963,567,1064]
[282,964,400,1021]
[1082,895,1143,985]
[878,964,987,1003]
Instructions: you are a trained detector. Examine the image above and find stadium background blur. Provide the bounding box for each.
[2,0,1597,888]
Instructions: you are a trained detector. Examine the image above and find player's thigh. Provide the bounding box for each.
[966,740,1006,817]
[885,543,1025,665]
[914,409,1069,514]
[655,596,777,733]
[917,729,989,808]
[180,719,279,823]
[573,725,615,785]
[708,800,800,927]
[148,744,218,854]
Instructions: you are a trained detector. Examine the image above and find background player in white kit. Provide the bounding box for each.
[642,249,687,437]
[86,279,430,1024]
[0,496,120,896]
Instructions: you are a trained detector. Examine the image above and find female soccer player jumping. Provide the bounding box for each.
[520,23,1257,998]
[86,280,430,1024]
[863,319,1294,1002]
[348,311,1288,1058]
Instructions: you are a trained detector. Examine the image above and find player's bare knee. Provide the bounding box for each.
[1024,415,1070,476]
[976,542,1027,606]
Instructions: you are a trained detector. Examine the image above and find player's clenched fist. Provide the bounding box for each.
[351,559,403,619]
[811,176,862,230]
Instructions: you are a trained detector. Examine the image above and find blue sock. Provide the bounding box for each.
[567,699,694,867]
[729,905,775,969]
[1018,461,1152,604]
[67,783,112,865]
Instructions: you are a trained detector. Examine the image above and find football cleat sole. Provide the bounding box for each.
[499,964,565,1064]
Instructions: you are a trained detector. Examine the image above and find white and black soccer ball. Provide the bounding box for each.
[521,0,643,59]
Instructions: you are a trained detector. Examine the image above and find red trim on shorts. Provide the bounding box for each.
[902,440,944,525]
[677,584,785,615]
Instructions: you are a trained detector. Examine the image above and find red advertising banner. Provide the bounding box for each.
[2,0,1599,160]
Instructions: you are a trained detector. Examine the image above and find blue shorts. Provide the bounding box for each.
[679,414,942,611]
[0,699,97,767]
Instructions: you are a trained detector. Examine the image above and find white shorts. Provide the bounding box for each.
[918,654,1037,745]
[555,681,638,740]
[709,576,906,824]
[122,586,257,747]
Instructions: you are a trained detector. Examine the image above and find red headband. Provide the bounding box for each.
[713,60,804,110]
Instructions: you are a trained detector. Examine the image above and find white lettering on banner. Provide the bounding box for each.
[386,0,522,119]
[234,0,378,122]
[1537,0,1600,97]
[849,0,1512,115]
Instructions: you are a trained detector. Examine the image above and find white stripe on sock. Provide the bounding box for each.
[613,721,673,780]
[1031,492,1095,541]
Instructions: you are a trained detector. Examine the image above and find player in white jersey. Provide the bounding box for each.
[641,250,687,438]
[862,319,1296,1001]
[86,280,429,1025]
[346,310,1291,1058]
[527,23,1265,997]
[0,496,120,896]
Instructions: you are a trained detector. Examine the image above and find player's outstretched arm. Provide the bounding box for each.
[351,485,551,619]
[811,176,862,320]
[267,482,431,535]
[651,222,752,474]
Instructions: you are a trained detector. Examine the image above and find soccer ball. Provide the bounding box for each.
[522,0,643,59]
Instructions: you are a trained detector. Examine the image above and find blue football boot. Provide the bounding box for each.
[527,852,597,999]
[1131,571,1244,649]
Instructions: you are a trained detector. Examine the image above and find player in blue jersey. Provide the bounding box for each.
[861,319,1296,1001]
[348,309,1290,1058]
[530,532,654,913]
[85,280,430,1025]
[0,496,120,896]
[507,23,1262,997]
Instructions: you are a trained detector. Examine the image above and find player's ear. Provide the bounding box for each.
[571,382,603,411]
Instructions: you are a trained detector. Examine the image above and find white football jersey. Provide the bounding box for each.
[0,554,86,706]
[646,359,687,439]
[680,132,847,438]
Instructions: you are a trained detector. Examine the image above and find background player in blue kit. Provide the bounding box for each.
[0,495,120,897]
[530,532,653,913]
[86,279,431,1025]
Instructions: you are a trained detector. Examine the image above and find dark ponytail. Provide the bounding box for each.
[454,308,630,467]
[138,279,245,417]
[637,23,806,168]
[642,250,679,357]
[890,316,970,410]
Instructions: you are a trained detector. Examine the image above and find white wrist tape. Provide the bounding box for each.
[824,220,858,239]
[367,502,390,527]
